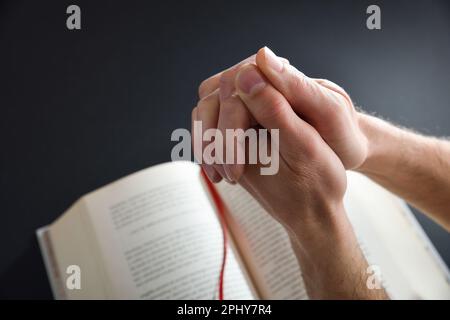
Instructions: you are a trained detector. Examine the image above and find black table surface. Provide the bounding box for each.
[1,0,449,299]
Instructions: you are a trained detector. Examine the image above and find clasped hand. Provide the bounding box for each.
[192,47,368,228]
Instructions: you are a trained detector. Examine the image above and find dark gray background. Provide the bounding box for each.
[0,0,449,299]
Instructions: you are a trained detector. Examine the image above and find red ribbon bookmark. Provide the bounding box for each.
[201,168,227,301]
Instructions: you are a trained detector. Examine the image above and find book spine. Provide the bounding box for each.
[36,227,66,299]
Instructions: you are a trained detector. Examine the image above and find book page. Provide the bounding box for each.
[216,171,450,300]
[48,202,107,299]
[55,161,255,299]
[215,182,308,300]
[344,171,450,299]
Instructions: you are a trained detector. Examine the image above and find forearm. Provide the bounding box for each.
[357,113,450,230]
[287,203,388,299]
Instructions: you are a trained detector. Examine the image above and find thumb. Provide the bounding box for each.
[255,47,341,129]
[235,64,316,153]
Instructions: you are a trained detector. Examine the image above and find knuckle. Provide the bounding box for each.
[198,89,218,105]
[196,103,208,120]
[340,91,353,107]
[198,78,213,98]
[290,72,310,94]
[330,84,352,107]
[196,101,209,120]
[321,91,349,122]
[301,134,323,162]
[220,69,234,84]
[196,95,220,125]
[324,96,342,116]
[318,78,353,107]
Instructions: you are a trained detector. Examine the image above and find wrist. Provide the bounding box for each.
[286,200,350,249]
[355,112,395,174]
[287,202,379,299]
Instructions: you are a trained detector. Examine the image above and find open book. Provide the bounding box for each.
[37,161,450,299]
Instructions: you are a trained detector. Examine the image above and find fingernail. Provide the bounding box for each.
[263,47,284,72]
[223,165,235,183]
[236,66,266,95]
[203,166,221,183]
